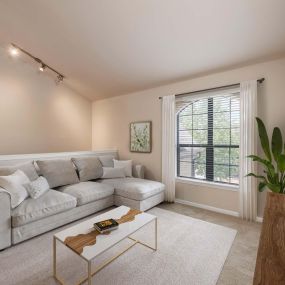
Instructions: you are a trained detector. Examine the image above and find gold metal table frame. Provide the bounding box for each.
[53,217,157,285]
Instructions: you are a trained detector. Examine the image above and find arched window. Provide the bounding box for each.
[176,94,240,185]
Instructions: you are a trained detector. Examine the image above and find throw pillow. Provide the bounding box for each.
[24,176,50,199]
[113,159,132,177]
[0,161,39,181]
[102,167,126,179]
[72,156,103,181]
[99,155,115,167]
[36,159,79,188]
[0,170,30,208]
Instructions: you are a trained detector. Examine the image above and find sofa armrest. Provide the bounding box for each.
[0,187,11,250]
[133,165,145,179]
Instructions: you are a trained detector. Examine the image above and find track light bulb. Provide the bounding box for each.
[9,46,19,57]
[39,63,46,72]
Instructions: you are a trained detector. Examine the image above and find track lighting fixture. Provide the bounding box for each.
[9,43,65,83]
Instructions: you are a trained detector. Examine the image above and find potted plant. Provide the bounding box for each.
[249,118,285,285]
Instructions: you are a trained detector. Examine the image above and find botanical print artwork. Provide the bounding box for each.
[130,121,152,153]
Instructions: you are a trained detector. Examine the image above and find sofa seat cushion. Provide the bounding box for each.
[58,182,114,206]
[101,178,165,201]
[12,190,77,227]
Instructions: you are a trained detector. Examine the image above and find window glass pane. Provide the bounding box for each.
[213,96,230,112]
[194,163,206,179]
[193,114,208,129]
[213,112,230,128]
[178,147,206,179]
[193,130,207,144]
[213,129,230,145]
[231,128,240,145]
[230,166,239,184]
[231,111,240,128]
[180,104,192,116]
[193,99,208,114]
[193,147,206,164]
[231,96,240,111]
[178,130,192,144]
[179,115,192,130]
[230,148,239,165]
[214,148,229,164]
[179,161,191,177]
[214,165,230,183]
[179,147,192,163]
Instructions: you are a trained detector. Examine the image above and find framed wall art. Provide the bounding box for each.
[130,121,152,153]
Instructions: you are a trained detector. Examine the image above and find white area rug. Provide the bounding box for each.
[0,207,236,285]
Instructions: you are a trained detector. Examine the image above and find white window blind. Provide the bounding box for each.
[176,87,240,185]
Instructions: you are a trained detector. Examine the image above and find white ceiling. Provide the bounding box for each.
[0,0,285,100]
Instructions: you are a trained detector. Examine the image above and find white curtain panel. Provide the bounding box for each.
[239,80,258,221]
[162,95,176,202]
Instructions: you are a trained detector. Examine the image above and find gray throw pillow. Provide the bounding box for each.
[24,176,50,199]
[99,155,115,167]
[36,159,79,188]
[0,161,39,181]
[72,156,103,182]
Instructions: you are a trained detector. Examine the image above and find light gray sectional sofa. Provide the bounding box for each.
[0,151,165,250]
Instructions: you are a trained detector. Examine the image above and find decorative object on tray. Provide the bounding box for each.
[130,121,152,153]
[247,118,285,285]
[64,208,141,254]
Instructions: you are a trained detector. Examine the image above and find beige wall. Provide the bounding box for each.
[0,48,92,154]
[93,56,285,217]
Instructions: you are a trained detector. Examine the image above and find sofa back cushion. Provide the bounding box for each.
[0,161,39,181]
[72,156,103,182]
[36,159,79,188]
[99,155,115,167]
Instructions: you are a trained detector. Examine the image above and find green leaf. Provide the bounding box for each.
[246,173,265,179]
[272,127,283,162]
[256,117,272,162]
[258,182,267,192]
[277,154,285,172]
[267,183,281,193]
[247,155,274,171]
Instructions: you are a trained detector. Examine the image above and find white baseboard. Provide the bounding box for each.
[175,198,239,217]
[175,198,264,223]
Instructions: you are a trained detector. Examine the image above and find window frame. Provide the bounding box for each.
[176,95,240,186]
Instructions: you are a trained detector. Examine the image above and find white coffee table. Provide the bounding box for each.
[53,206,157,285]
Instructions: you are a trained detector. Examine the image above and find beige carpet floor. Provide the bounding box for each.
[0,207,237,285]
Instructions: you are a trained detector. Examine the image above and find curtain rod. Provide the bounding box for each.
[158,78,265,99]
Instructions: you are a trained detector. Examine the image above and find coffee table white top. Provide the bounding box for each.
[54,206,156,261]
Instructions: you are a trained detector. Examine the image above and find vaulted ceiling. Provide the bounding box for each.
[1,0,285,100]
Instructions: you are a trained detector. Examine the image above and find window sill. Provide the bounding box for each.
[175,177,239,192]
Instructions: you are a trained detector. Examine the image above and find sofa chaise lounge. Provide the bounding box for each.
[0,151,165,250]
